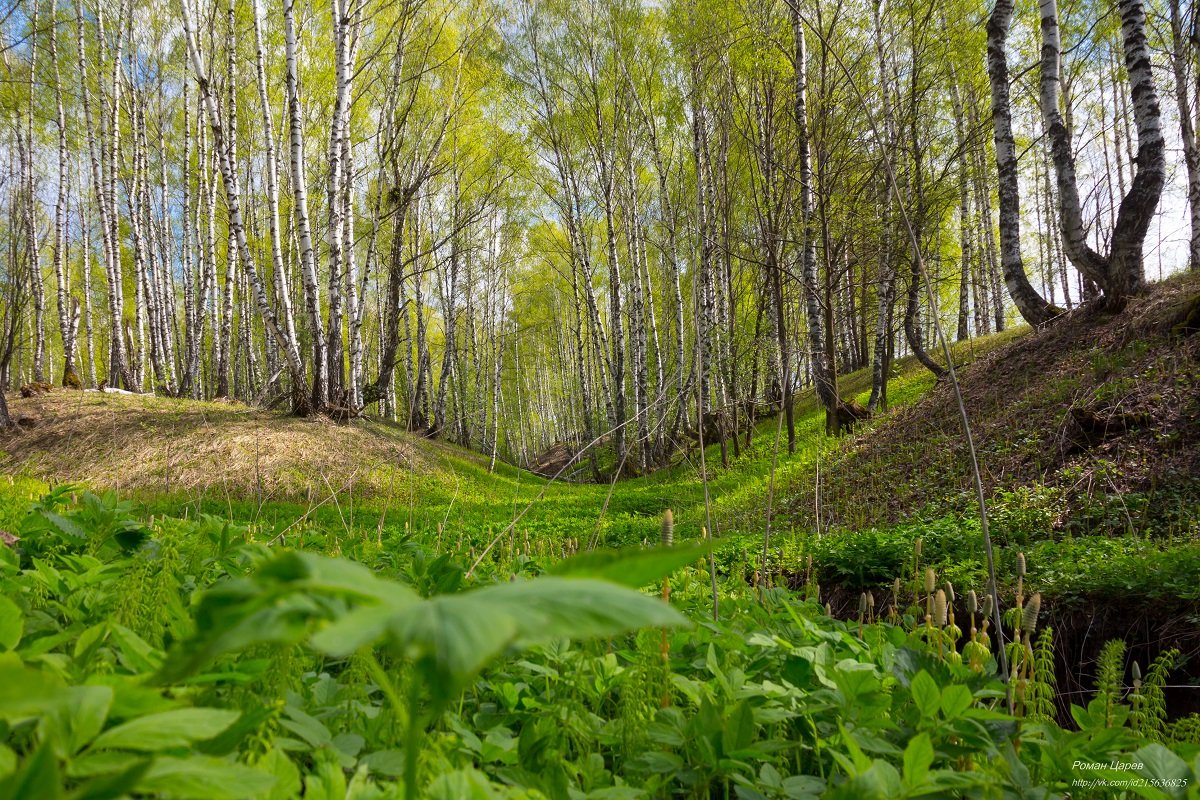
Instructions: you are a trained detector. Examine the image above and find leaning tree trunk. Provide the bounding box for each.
[987,0,1061,325]
[1105,0,1167,298]
[1039,0,1165,306]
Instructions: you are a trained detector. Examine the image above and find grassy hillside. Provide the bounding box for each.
[4,274,1196,568]
[0,309,1026,558]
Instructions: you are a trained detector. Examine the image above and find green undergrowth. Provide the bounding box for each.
[2,487,1199,799]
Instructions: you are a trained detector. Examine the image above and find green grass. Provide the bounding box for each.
[0,325,1027,571]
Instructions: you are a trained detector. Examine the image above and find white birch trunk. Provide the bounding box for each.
[50,6,78,385]
[182,0,311,413]
[284,0,327,407]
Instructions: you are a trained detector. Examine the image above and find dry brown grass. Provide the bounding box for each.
[0,391,446,503]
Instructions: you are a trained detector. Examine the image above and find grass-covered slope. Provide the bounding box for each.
[773,272,1200,539]
[4,273,1197,567]
[0,314,1025,557]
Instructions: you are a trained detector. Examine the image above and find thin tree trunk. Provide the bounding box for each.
[1169,0,1200,271]
[50,6,79,386]
[284,0,327,407]
[988,0,1060,324]
[251,0,304,403]
[790,4,837,430]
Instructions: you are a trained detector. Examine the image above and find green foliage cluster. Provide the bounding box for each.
[787,513,1200,604]
[1,489,1198,799]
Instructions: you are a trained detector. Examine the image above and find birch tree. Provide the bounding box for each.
[986,0,1061,325]
[1039,0,1165,306]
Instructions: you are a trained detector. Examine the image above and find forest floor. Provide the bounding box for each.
[3,273,1197,557]
[1,271,1196,541]
[2,271,1199,718]
[0,312,1027,551]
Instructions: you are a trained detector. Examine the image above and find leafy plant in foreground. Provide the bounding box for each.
[157,547,696,797]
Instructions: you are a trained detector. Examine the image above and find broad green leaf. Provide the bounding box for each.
[90,708,240,752]
[69,760,152,800]
[0,744,15,776]
[0,658,67,721]
[135,757,275,799]
[1132,744,1191,800]
[939,684,973,719]
[65,750,146,779]
[472,577,689,643]
[548,543,709,587]
[724,700,756,754]
[109,626,162,674]
[277,706,332,749]
[39,510,88,542]
[160,552,419,682]
[360,750,407,778]
[257,748,302,800]
[0,595,22,651]
[197,703,277,757]
[902,733,933,788]
[383,577,688,698]
[781,774,826,798]
[158,586,329,683]
[73,623,109,662]
[309,603,409,657]
[388,593,521,686]
[835,722,873,773]
[426,767,502,800]
[0,743,61,800]
[827,759,903,799]
[39,686,112,757]
[259,551,416,604]
[910,671,941,718]
[105,682,181,722]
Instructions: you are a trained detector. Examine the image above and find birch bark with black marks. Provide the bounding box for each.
[1169,0,1200,271]
[50,5,79,386]
[325,0,355,403]
[789,3,838,429]
[869,0,897,412]
[285,0,327,408]
[77,0,133,390]
[250,0,303,399]
[987,0,1060,325]
[180,77,198,398]
[950,79,971,342]
[25,1,46,384]
[182,0,311,414]
[80,198,97,388]
[1039,0,1165,305]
